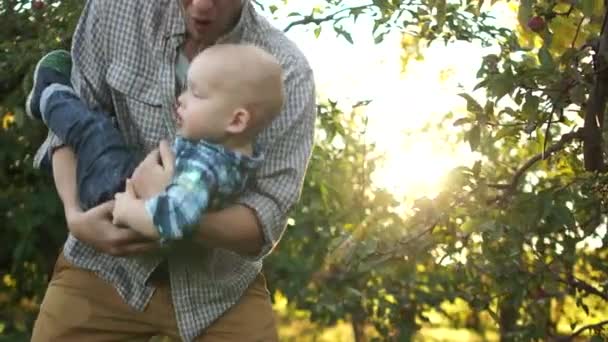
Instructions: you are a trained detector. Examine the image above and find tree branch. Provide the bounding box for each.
[283,5,371,32]
[559,274,608,301]
[555,320,608,341]
[583,5,608,172]
[488,128,584,200]
[571,17,585,49]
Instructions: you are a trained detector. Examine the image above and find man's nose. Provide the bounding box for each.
[191,0,214,12]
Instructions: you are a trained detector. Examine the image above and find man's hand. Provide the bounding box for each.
[131,140,175,199]
[112,179,138,227]
[66,201,159,256]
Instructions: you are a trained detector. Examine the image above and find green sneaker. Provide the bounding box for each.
[25,50,72,120]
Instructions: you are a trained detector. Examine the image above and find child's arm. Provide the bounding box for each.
[113,180,159,239]
[143,166,214,241]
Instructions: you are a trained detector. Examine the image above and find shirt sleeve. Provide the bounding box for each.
[33,0,113,169]
[145,161,216,242]
[238,65,316,261]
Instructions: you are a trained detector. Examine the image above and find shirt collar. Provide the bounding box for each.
[175,136,263,171]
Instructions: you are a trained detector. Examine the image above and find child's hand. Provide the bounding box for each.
[112,179,137,227]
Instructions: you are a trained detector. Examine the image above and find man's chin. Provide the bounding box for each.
[186,26,218,46]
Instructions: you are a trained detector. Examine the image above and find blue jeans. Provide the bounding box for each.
[43,90,137,210]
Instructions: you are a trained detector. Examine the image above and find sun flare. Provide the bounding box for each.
[272,2,516,201]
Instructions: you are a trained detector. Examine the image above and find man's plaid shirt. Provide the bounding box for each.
[33,0,315,340]
[146,137,262,242]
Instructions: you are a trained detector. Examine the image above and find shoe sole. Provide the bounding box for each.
[25,50,70,120]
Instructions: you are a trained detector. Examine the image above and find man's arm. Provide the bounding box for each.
[53,147,157,256]
[196,205,264,256]
[195,66,316,257]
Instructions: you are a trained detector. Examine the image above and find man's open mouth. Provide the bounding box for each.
[192,17,212,28]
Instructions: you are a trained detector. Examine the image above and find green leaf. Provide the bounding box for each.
[472,160,482,177]
[521,93,540,123]
[539,192,553,220]
[459,93,483,116]
[552,205,576,228]
[474,79,488,91]
[374,32,387,44]
[453,117,472,126]
[314,26,322,38]
[538,47,555,70]
[334,26,353,44]
[468,125,481,151]
[488,72,514,101]
[570,84,587,104]
[494,126,518,141]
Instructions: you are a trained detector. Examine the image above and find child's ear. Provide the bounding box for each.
[226,108,250,134]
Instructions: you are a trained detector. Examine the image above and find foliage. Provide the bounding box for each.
[1,0,81,339]
[265,0,608,341]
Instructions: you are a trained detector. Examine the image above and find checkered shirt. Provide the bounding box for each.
[32,0,315,340]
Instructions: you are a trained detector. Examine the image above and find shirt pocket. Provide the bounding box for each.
[106,62,169,152]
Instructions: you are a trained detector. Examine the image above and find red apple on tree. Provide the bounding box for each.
[32,0,45,10]
[527,16,546,33]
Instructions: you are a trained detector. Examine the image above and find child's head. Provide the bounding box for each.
[175,43,284,145]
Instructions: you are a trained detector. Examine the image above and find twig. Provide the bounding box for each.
[488,128,584,200]
[571,17,585,49]
[542,109,556,159]
[535,252,608,302]
[283,5,371,32]
[555,320,608,341]
[559,275,608,301]
[398,220,440,248]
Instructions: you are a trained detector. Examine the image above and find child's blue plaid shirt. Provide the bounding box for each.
[145,136,262,242]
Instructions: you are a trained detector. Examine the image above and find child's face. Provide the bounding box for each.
[175,56,236,141]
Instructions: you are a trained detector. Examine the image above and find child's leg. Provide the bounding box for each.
[40,85,137,210]
[27,50,137,210]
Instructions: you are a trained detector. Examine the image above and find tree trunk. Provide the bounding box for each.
[396,301,418,342]
[352,315,367,342]
[583,6,608,172]
[499,298,519,342]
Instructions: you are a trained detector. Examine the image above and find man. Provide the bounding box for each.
[30,0,315,341]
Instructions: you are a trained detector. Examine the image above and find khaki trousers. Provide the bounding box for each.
[31,252,278,342]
